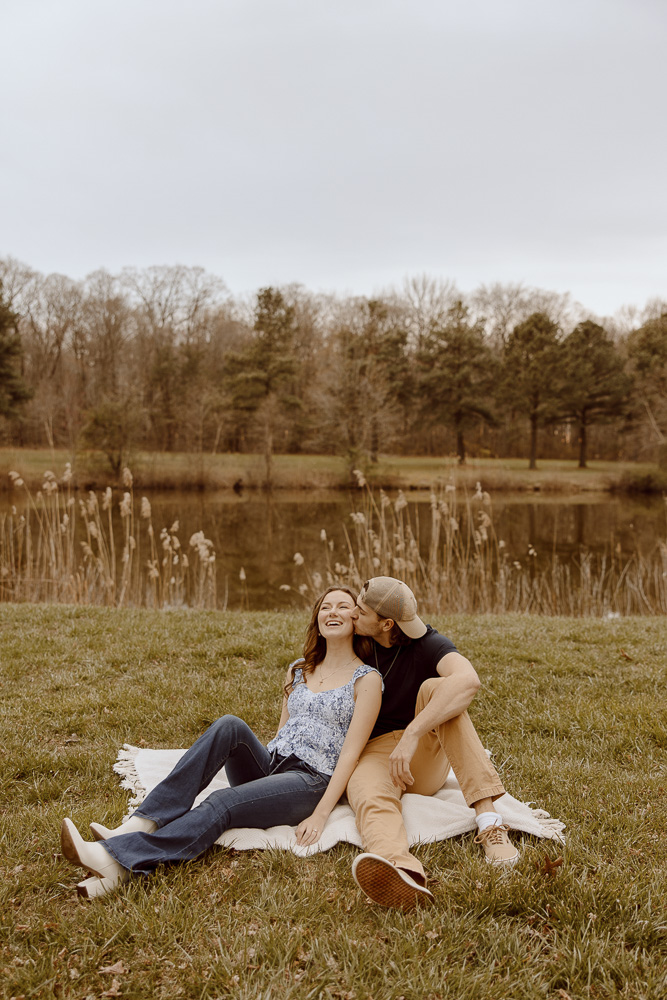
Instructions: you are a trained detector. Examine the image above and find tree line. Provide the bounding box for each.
[0,256,665,476]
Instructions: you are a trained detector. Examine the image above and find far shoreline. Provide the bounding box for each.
[1,448,665,496]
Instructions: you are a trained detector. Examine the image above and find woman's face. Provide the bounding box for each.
[317,590,357,640]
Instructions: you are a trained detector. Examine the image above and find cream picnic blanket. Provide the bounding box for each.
[113,745,565,855]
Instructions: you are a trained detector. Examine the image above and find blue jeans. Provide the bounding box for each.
[104,715,330,875]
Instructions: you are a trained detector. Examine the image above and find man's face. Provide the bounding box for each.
[352,597,387,638]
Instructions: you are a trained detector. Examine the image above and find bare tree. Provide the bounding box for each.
[392,274,460,350]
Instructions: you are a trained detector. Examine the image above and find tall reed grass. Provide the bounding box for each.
[290,473,667,616]
[0,465,217,608]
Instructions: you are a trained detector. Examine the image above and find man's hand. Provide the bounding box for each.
[388,731,420,790]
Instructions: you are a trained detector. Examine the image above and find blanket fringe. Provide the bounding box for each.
[113,744,147,814]
[529,807,566,843]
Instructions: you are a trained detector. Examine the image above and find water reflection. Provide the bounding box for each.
[141,490,665,610]
[2,487,663,610]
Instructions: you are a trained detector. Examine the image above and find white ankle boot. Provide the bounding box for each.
[90,814,157,841]
[77,874,120,899]
[61,818,129,888]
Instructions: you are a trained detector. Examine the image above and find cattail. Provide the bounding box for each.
[141,497,152,519]
[394,492,408,512]
[293,552,304,566]
[122,467,133,487]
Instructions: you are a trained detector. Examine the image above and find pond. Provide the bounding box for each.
[140,488,666,610]
[2,485,664,611]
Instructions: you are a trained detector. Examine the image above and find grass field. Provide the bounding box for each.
[1,447,662,494]
[1,606,666,999]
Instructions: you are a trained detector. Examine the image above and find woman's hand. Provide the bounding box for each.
[295,811,327,846]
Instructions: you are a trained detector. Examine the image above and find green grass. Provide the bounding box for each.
[1,606,666,999]
[1,447,660,494]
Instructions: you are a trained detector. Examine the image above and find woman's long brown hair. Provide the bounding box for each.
[284,586,373,694]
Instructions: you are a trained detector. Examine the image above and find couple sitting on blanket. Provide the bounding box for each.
[61,576,518,910]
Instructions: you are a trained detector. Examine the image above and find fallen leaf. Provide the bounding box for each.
[99,961,129,975]
[11,865,25,874]
[425,930,439,940]
[101,978,123,997]
[64,734,80,743]
[619,648,633,661]
[536,856,564,877]
[557,990,573,1000]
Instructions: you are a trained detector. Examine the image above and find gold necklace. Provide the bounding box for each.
[374,643,402,681]
[316,654,359,686]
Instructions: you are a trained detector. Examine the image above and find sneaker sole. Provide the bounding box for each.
[352,855,433,911]
[485,852,520,867]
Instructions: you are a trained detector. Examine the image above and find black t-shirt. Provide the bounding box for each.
[369,625,458,740]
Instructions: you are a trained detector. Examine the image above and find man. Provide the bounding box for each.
[348,576,517,910]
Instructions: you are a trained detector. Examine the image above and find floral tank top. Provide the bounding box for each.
[267,661,383,775]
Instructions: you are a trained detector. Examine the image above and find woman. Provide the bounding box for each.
[60,588,382,897]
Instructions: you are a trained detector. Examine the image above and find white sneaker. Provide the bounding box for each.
[352,853,433,910]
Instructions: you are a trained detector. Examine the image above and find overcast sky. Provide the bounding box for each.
[2,0,666,316]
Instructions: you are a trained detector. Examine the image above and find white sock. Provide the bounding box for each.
[476,811,503,832]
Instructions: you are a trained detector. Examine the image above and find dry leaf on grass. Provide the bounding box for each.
[536,855,564,877]
[99,961,129,975]
[101,978,123,997]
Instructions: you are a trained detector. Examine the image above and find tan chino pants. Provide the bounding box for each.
[346,677,505,879]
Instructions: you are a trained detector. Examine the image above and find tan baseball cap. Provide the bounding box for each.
[358,577,427,639]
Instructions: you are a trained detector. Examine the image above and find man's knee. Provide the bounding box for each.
[415,676,446,712]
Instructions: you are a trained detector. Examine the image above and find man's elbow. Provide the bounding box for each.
[466,666,481,700]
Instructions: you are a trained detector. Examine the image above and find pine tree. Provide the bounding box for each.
[560,320,633,467]
[224,287,301,485]
[0,281,32,425]
[418,300,497,464]
[500,312,562,470]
